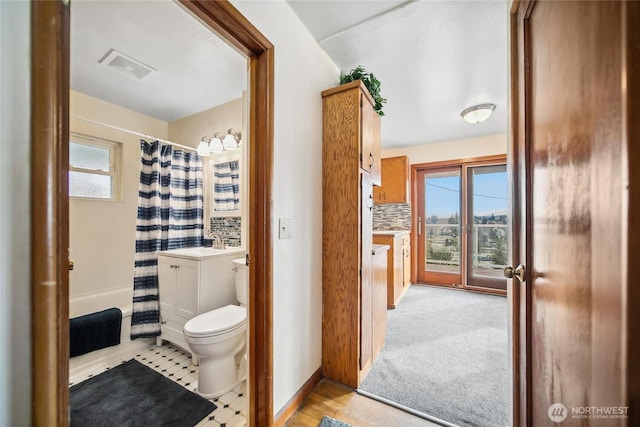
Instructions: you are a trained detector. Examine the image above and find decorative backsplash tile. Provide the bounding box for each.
[373,203,412,230]
[209,217,241,247]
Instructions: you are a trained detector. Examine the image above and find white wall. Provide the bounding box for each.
[169,95,247,242]
[382,133,507,163]
[230,0,340,414]
[0,1,31,425]
[69,91,168,302]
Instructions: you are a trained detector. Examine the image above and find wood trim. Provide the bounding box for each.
[512,1,533,425]
[624,1,640,423]
[321,80,375,106]
[179,0,272,56]
[273,368,323,427]
[31,1,70,425]
[509,1,523,425]
[32,1,274,426]
[411,154,507,171]
[248,45,275,427]
[463,284,507,297]
[410,166,419,284]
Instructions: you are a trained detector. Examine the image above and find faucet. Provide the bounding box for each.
[208,232,226,249]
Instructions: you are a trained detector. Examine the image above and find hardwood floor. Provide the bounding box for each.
[284,379,438,427]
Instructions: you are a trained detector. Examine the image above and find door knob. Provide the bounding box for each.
[503,264,525,281]
[68,259,75,271]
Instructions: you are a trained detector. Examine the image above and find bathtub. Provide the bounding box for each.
[69,288,152,382]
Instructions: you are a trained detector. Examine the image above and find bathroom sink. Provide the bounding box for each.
[158,246,245,260]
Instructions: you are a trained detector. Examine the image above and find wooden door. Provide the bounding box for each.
[513,1,639,425]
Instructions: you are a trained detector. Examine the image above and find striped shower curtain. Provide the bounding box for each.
[213,160,240,211]
[130,140,203,339]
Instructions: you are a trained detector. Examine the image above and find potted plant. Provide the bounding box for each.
[340,65,387,116]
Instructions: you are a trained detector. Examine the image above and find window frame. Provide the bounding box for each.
[69,132,122,201]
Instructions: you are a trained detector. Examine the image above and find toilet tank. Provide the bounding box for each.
[232,258,248,306]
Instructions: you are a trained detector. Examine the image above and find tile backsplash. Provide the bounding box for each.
[209,217,241,247]
[373,203,412,230]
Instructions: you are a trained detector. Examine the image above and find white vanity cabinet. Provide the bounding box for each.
[156,247,245,353]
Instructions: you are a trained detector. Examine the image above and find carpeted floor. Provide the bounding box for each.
[358,285,508,427]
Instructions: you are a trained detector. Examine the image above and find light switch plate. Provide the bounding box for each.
[279,218,293,239]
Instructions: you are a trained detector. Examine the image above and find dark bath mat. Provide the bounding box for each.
[70,359,215,427]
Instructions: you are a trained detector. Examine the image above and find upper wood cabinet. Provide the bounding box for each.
[321,81,381,185]
[373,155,411,204]
[321,81,383,388]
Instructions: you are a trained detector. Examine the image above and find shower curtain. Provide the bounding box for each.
[130,140,203,339]
[213,160,240,211]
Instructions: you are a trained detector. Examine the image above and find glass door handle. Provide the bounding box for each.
[418,217,422,235]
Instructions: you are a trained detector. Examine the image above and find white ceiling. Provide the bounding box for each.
[287,0,508,148]
[71,0,507,149]
[70,0,247,123]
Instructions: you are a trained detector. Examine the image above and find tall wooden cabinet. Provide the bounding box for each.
[322,81,383,387]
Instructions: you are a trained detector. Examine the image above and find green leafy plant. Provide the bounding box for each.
[340,65,387,116]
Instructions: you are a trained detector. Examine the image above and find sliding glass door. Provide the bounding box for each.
[416,167,462,286]
[416,159,508,292]
[465,164,508,290]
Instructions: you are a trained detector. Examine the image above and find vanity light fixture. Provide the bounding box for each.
[460,103,496,124]
[196,129,242,156]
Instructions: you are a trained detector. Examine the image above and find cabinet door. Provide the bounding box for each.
[360,93,381,186]
[376,156,410,204]
[360,173,374,376]
[158,256,177,319]
[175,259,200,320]
[372,250,387,358]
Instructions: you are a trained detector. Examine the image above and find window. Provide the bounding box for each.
[69,134,121,200]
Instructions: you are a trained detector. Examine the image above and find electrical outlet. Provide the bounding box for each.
[279,218,293,239]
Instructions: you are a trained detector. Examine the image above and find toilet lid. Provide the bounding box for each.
[184,305,246,337]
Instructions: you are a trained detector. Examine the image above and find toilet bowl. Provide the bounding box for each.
[183,257,248,398]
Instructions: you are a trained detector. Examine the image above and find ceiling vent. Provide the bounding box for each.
[99,49,156,82]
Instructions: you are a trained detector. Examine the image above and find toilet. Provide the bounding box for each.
[183,257,247,398]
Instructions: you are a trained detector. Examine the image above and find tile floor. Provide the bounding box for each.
[69,343,247,427]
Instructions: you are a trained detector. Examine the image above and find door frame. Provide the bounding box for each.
[31,1,274,425]
[509,1,528,425]
[411,154,507,295]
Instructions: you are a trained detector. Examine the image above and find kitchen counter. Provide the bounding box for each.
[372,231,412,309]
[373,230,410,236]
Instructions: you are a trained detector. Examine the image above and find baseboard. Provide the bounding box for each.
[274,367,323,426]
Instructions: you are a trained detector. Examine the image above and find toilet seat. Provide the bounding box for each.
[184,305,246,338]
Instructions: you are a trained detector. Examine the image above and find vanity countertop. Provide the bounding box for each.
[158,246,245,260]
[372,244,390,255]
[373,230,411,236]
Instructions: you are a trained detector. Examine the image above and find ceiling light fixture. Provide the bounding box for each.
[461,103,496,124]
[197,129,242,156]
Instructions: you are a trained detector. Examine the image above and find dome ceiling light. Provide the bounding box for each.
[461,103,496,124]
